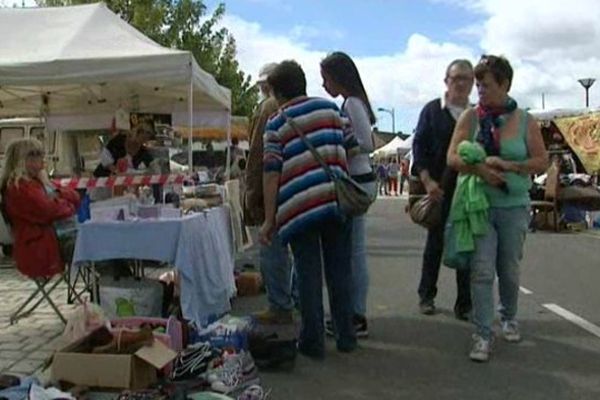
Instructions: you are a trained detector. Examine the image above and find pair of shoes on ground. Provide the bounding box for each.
[469,320,522,363]
[325,315,369,338]
[297,339,356,360]
[252,308,294,325]
[418,301,472,321]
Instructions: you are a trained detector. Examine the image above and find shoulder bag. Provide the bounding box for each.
[283,113,374,217]
[408,171,450,230]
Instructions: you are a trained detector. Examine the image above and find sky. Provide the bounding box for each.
[5,0,600,133]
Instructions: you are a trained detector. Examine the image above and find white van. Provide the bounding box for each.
[0,118,110,253]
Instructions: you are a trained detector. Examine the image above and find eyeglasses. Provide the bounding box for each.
[27,150,44,158]
[447,75,473,83]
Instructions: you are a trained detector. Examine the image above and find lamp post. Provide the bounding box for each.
[377,107,395,133]
[578,78,595,108]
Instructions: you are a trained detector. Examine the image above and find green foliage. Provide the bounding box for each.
[36,0,258,116]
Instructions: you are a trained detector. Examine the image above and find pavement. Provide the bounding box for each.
[1,196,600,399]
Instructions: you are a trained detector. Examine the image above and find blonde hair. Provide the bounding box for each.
[0,138,45,190]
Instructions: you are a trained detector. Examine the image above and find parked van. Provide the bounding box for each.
[0,118,110,254]
[0,117,108,178]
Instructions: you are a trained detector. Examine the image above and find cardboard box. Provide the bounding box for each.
[52,331,176,390]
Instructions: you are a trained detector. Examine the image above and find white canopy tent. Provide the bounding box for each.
[372,135,413,158]
[0,3,232,171]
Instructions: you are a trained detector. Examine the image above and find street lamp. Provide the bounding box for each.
[377,107,395,133]
[578,78,595,108]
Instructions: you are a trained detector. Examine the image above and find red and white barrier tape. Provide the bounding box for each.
[53,174,187,189]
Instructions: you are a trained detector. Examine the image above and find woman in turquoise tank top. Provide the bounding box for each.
[447,55,548,363]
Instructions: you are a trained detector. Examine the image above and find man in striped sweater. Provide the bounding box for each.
[259,60,358,359]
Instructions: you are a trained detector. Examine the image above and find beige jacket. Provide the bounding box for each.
[243,96,279,226]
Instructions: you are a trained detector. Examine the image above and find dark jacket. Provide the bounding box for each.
[5,179,80,278]
[412,98,458,192]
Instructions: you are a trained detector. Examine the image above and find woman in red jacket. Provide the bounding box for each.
[1,138,80,278]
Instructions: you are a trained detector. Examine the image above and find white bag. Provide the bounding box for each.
[98,277,163,319]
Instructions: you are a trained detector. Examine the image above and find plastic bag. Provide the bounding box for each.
[443,222,471,270]
[62,302,107,345]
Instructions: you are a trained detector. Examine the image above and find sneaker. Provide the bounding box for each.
[454,305,471,321]
[252,309,293,325]
[325,316,369,338]
[353,315,369,338]
[237,384,270,400]
[469,334,492,362]
[208,352,260,394]
[419,302,436,315]
[501,320,521,343]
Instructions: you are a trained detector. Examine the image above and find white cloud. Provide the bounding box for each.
[442,0,600,110]
[225,0,600,131]
[223,15,474,133]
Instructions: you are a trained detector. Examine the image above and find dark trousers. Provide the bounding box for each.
[290,218,356,354]
[417,194,471,311]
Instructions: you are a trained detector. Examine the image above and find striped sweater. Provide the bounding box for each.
[263,96,358,244]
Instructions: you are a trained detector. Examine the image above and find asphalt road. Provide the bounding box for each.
[251,197,600,400]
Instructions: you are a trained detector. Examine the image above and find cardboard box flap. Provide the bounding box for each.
[135,339,177,369]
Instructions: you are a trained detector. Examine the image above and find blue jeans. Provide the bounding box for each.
[351,180,377,317]
[260,232,297,312]
[471,207,529,340]
[290,218,355,355]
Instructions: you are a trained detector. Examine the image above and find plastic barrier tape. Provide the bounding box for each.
[53,174,186,189]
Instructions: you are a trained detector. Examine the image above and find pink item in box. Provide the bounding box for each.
[110,316,183,352]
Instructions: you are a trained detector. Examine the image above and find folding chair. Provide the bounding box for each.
[9,274,67,324]
[9,230,89,324]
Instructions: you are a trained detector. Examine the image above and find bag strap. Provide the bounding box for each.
[282,112,338,182]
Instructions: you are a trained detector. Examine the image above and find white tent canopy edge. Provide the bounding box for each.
[0,3,232,172]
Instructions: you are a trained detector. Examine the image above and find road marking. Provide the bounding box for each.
[519,286,533,295]
[543,303,600,338]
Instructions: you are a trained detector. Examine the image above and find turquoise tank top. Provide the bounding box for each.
[471,109,532,208]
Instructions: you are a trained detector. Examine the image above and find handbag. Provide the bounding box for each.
[283,113,374,217]
[407,176,442,229]
[409,194,442,230]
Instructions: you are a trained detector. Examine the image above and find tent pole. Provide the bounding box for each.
[188,62,193,173]
[225,115,231,181]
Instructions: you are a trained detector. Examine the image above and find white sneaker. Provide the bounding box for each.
[469,334,492,362]
[502,320,521,343]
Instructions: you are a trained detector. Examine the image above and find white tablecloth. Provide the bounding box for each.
[73,207,236,325]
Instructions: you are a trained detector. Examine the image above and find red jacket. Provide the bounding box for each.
[5,179,80,278]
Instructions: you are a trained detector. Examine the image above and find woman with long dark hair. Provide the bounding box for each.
[320,51,376,337]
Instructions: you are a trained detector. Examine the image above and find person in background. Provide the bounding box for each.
[376,161,389,195]
[93,125,154,177]
[399,158,410,195]
[244,62,297,324]
[447,55,547,362]
[387,158,399,195]
[1,138,80,279]
[412,59,474,319]
[259,60,357,359]
[320,51,376,337]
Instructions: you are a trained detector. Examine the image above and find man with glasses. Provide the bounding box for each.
[412,59,474,320]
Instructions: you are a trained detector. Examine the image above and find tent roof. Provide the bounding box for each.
[0,3,230,118]
[373,135,413,157]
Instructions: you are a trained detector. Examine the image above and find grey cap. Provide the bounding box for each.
[257,62,278,83]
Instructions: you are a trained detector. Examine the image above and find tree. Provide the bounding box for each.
[36,0,258,117]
